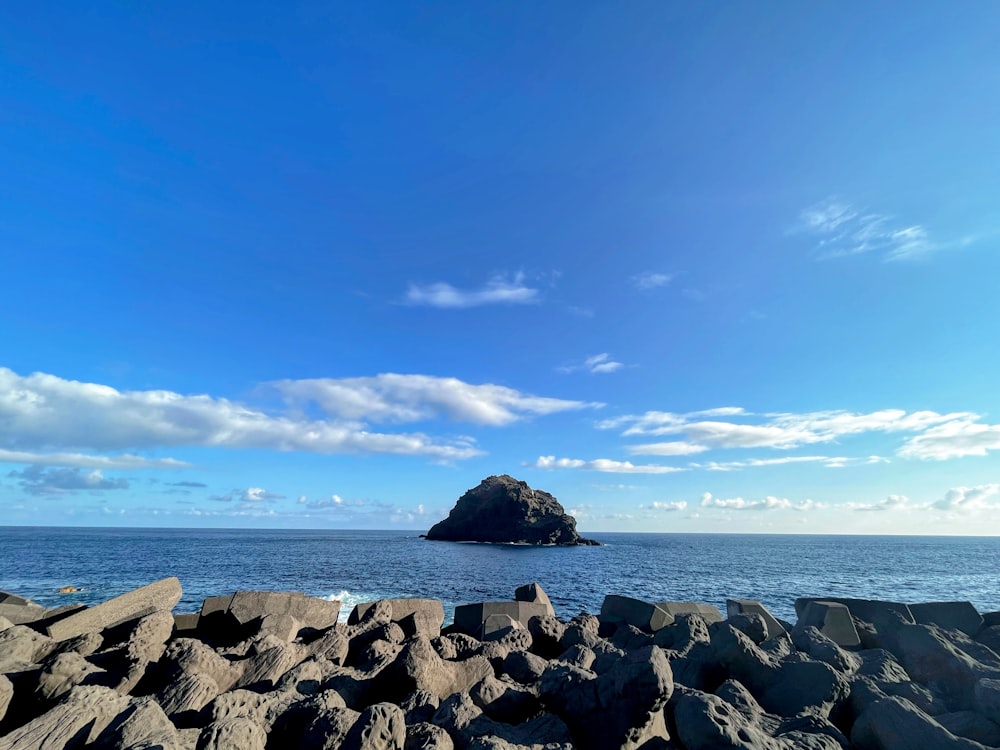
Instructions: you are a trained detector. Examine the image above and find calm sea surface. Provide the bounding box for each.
[2,528,998,624]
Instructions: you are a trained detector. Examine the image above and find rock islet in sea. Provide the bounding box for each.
[3,579,1000,747]
[425,474,600,546]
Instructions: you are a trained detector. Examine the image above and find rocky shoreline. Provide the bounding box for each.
[2,580,1000,748]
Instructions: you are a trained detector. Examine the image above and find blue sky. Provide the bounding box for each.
[2,2,1000,533]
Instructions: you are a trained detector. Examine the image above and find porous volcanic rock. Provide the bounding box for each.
[425,475,599,546]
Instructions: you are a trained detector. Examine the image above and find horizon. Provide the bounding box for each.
[3,3,1000,535]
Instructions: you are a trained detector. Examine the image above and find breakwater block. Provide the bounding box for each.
[726,599,786,640]
[45,577,182,642]
[793,600,860,648]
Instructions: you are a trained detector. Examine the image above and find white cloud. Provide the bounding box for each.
[273,373,601,426]
[628,441,708,457]
[211,487,285,503]
[794,197,973,261]
[932,484,1000,512]
[0,367,608,463]
[699,492,821,512]
[404,272,539,308]
[558,353,625,375]
[8,466,129,496]
[0,449,188,470]
[848,494,919,512]
[898,419,1000,460]
[603,406,979,457]
[530,455,685,474]
[645,501,687,511]
[687,455,886,471]
[631,272,674,290]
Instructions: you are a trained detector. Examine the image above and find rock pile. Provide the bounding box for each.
[426,475,599,546]
[2,580,1000,748]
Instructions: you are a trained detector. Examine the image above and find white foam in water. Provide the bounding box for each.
[324,589,394,622]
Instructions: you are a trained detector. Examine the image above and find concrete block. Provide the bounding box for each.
[910,601,984,636]
[0,592,47,625]
[656,601,724,624]
[200,594,235,618]
[600,595,673,633]
[794,600,860,648]
[483,614,522,639]
[726,599,786,640]
[349,598,445,633]
[983,612,1000,628]
[794,597,914,629]
[452,601,553,637]
[227,591,340,631]
[514,583,555,615]
[46,577,182,641]
[173,613,200,634]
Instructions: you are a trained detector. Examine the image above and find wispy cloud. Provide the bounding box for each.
[933,484,1000,512]
[641,500,688,512]
[0,449,188,470]
[210,487,285,503]
[404,272,539,308]
[272,373,602,426]
[558,353,625,375]
[529,455,685,474]
[602,407,983,461]
[847,494,917,512]
[630,272,674,290]
[688,455,887,471]
[8,466,129,497]
[794,197,974,261]
[699,492,822,512]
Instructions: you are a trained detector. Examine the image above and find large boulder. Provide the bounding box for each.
[425,475,598,545]
[44,577,182,642]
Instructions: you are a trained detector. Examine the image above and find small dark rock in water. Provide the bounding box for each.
[425,475,600,546]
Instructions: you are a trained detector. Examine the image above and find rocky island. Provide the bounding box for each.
[425,475,599,546]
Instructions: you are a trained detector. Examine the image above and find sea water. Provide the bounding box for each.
[2,527,998,623]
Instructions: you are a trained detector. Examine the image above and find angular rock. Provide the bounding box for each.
[726,600,786,641]
[401,689,440,724]
[540,644,673,750]
[300,706,360,749]
[910,601,984,637]
[227,590,340,631]
[425,475,598,545]
[657,601,724,624]
[791,625,861,674]
[454,602,553,639]
[91,696,181,750]
[158,672,222,723]
[795,601,861,648]
[433,691,573,749]
[503,650,549,685]
[514,583,555,612]
[163,638,244,693]
[470,674,540,724]
[0,685,129,749]
[372,635,493,704]
[196,717,266,750]
[342,702,406,749]
[601,595,673,633]
[851,696,989,750]
[936,710,1000,746]
[350,599,446,634]
[0,625,55,672]
[405,722,455,750]
[234,641,303,690]
[795,597,914,631]
[35,651,104,703]
[0,592,47,626]
[526,615,565,659]
[653,614,711,657]
[45,578,182,642]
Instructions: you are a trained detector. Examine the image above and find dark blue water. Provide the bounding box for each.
[2,527,998,624]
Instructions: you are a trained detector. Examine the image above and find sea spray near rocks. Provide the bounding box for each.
[4,580,1000,747]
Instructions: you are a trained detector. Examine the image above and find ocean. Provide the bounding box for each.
[2,527,998,624]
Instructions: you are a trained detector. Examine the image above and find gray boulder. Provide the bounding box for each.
[405,722,455,749]
[157,672,222,723]
[196,717,266,750]
[658,602,724,624]
[851,696,989,749]
[0,684,130,749]
[342,702,406,750]
[349,598,446,637]
[454,602,553,639]
[91,696,181,750]
[0,625,55,672]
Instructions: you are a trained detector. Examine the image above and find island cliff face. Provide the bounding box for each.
[426,474,599,546]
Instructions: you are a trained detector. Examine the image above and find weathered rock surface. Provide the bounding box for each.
[6,580,1000,750]
[425,475,598,545]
